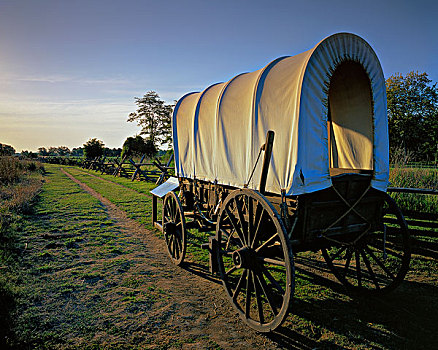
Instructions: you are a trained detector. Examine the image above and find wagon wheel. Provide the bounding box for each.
[162,191,187,265]
[216,189,294,332]
[322,193,411,295]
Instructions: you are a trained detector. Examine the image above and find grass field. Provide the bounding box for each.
[1,163,437,349]
[389,166,438,215]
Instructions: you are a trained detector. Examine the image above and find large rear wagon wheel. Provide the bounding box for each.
[216,189,294,332]
[322,193,411,295]
[163,191,187,266]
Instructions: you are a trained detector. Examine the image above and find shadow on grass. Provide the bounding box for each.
[277,253,438,350]
[0,285,16,350]
[179,223,437,349]
[180,245,437,349]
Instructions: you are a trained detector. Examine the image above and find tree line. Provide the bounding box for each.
[22,145,123,158]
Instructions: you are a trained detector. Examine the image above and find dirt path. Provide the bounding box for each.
[60,169,284,349]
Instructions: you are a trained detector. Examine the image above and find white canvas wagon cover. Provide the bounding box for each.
[172,33,389,196]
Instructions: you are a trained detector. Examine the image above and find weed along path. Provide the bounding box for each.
[12,165,282,349]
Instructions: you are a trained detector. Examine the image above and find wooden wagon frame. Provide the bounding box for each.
[151,33,411,332]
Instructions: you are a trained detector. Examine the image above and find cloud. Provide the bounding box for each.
[1,73,132,86]
[0,97,132,119]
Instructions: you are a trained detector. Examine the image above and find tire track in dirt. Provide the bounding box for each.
[60,168,285,349]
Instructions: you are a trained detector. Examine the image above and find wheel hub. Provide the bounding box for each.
[163,222,176,235]
[232,247,256,269]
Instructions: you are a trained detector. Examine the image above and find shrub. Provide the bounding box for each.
[0,157,44,185]
[0,157,23,185]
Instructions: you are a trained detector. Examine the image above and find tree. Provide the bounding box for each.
[127,91,174,149]
[38,147,49,156]
[104,147,122,158]
[71,147,84,157]
[144,138,158,159]
[56,146,71,156]
[83,138,105,159]
[0,143,16,156]
[386,71,438,162]
[48,147,58,156]
[21,150,37,159]
[121,135,156,159]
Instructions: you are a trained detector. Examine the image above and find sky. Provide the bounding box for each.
[1,0,437,152]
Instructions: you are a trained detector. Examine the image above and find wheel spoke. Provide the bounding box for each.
[174,232,181,252]
[172,235,178,258]
[248,197,254,246]
[255,270,278,315]
[251,207,265,248]
[360,250,380,289]
[252,271,265,324]
[174,236,180,259]
[171,200,177,221]
[226,266,237,276]
[261,264,284,294]
[164,202,172,222]
[234,197,247,245]
[169,234,175,257]
[364,246,396,280]
[224,207,246,246]
[163,214,170,224]
[245,269,253,319]
[328,246,347,263]
[255,232,279,253]
[355,250,362,288]
[232,269,247,301]
[166,200,173,221]
[343,248,353,276]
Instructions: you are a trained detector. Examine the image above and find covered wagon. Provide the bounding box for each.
[152,33,411,332]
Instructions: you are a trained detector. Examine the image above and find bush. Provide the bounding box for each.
[0,157,23,185]
[0,157,44,185]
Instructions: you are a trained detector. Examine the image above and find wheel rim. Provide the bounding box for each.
[322,193,411,295]
[163,191,187,265]
[216,189,294,332]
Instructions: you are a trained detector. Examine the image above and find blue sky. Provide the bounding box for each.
[1,0,437,151]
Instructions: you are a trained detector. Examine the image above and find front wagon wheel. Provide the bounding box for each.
[216,189,294,332]
[162,191,187,265]
[322,193,411,295]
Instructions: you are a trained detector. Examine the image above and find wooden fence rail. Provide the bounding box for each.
[388,187,438,195]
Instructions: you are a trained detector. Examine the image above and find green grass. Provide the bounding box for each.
[71,165,157,195]
[63,166,154,227]
[389,167,438,215]
[1,166,172,348]
[2,164,437,349]
[63,166,212,266]
[0,157,45,348]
